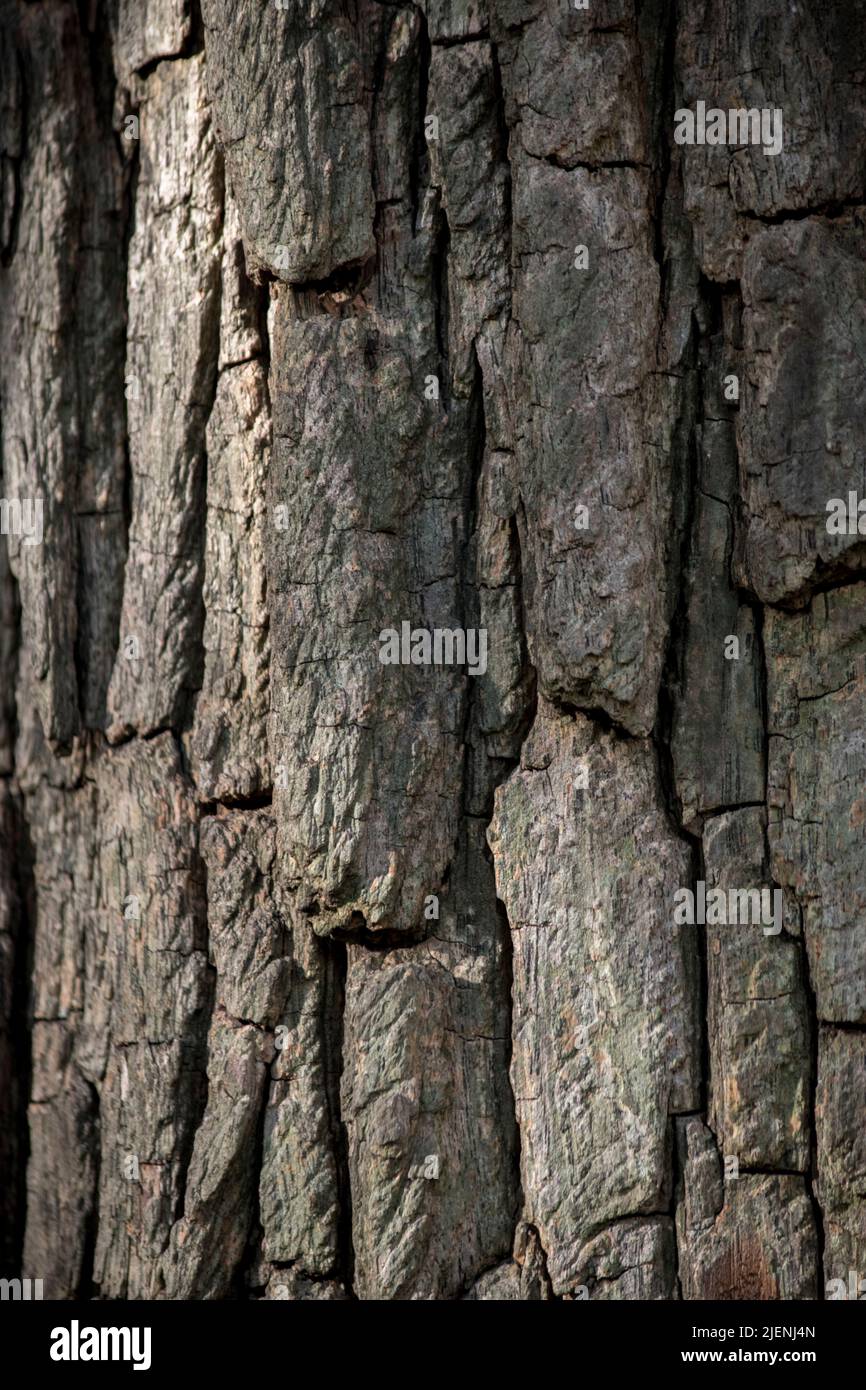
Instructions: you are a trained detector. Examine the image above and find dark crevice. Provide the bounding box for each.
[535,153,648,173]
[232,886,291,1301]
[739,198,866,227]
[232,1060,271,1301]
[455,348,487,817]
[670,1113,684,1299]
[79,0,115,131]
[506,520,538,755]
[452,344,532,1271]
[752,560,866,614]
[517,1223,555,1300]
[321,937,355,1297]
[699,800,766,820]
[368,0,392,215]
[182,146,226,730]
[495,891,523,1264]
[287,255,377,319]
[131,0,205,82]
[0,39,25,268]
[568,701,642,741]
[199,790,273,815]
[753,600,771,808]
[329,919,428,950]
[187,0,206,60]
[655,251,713,1164]
[409,5,431,236]
[643,0,678,348]
[431,201,451,410]
[74,1078,101,1299]
[118,130,139,566]
[74,0,132,731]
[166,728,193,788]
[257,274,273,388]
[490,42,512,241]
[738,1164,813,1178]
[82,9,142,721]
[430,33,490,49]
[173,823,217,1228]
[3,793,35,1278]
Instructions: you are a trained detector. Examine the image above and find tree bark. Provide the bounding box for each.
[0,0,864,1300]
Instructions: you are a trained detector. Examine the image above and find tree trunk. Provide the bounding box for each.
[1,0,864,1301]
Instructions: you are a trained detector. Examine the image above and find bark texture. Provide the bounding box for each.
[1,0,864,1300]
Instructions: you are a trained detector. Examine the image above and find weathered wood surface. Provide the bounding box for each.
[0,0,864,1299]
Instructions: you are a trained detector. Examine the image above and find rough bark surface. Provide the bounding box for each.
[1,0,864,1300]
